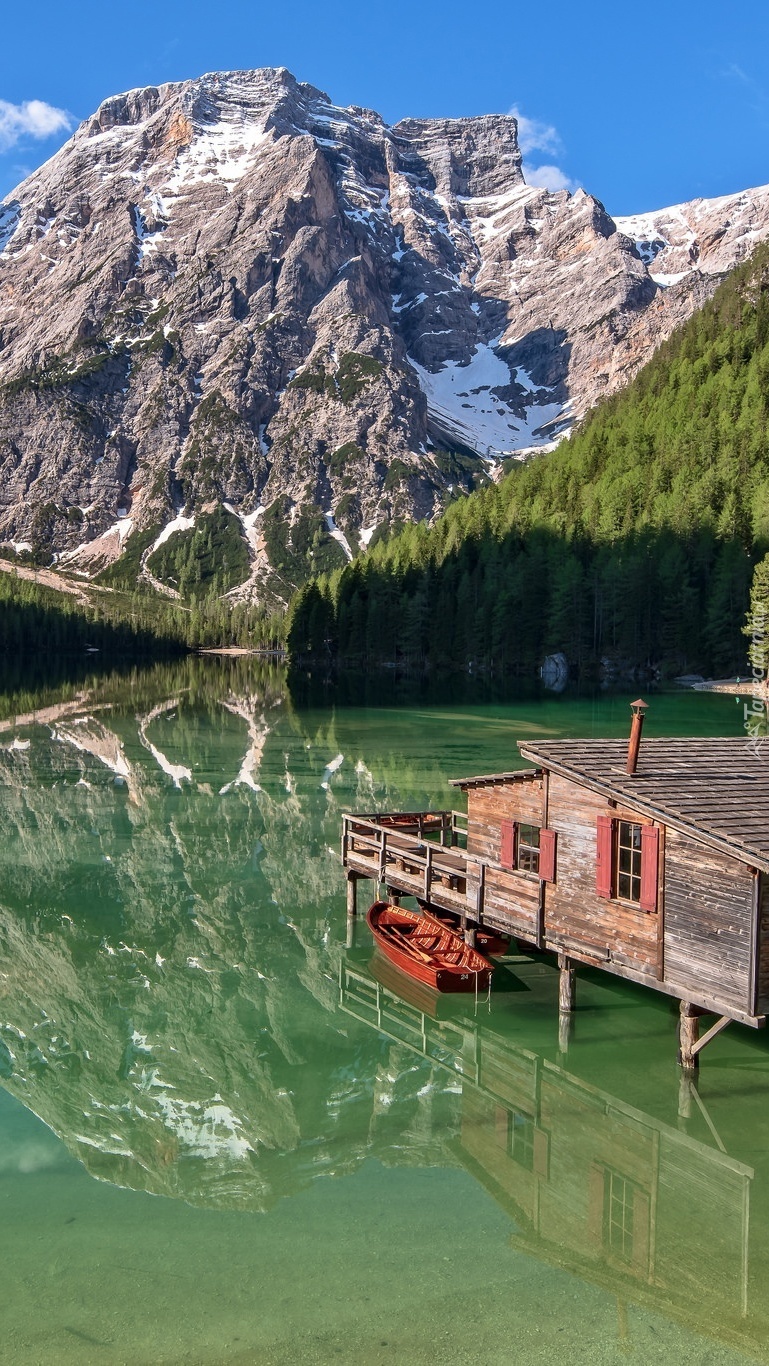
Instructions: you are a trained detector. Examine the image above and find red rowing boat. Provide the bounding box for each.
[366,901,494,993]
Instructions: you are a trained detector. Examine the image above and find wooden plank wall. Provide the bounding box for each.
[466,778,545,861]
[757,874,769,1016]
[483,867,541,939]
[662,829,754,1013]
[543,774,658,977]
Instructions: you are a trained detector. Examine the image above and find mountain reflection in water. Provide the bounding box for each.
[0,658,766,1362]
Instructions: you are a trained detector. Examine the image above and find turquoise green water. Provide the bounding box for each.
[0,660,767,1363]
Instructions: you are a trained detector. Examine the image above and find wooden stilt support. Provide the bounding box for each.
[464,926,476,948]
[678,1001,700,1071]
[385,887,401,905]
[558,953,576,1013]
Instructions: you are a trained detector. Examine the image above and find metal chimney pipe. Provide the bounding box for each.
[627,699,649,775]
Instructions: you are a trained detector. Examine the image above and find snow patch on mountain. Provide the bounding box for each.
[460,183,543,242]
[0,202,22,256]
[163,119,272,198]
[323,513,354,561]
[149,513,195,554]
[410,344,562,456]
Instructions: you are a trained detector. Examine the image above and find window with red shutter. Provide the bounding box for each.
[500,819,516,869]
[639,825,659,912]
[596,815,614,898]
[517,823,540,872]
[539,828,557,882]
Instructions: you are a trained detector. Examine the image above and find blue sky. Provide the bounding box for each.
[1,0,768,215]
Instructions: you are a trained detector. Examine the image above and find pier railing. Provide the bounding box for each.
[341,809,542,937]
[341,811,470,898]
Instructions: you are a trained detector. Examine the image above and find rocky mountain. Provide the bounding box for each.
[0,67,767,601]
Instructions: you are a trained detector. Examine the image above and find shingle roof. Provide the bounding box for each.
[516,737,769,872]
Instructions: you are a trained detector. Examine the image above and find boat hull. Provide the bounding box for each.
[366,901,494,993]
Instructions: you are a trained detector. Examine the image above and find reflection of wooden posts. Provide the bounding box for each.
[678,1001,700,1070]
[558,953,576,1012]
[346,873,358,919]
[558,954,575,1055]
[678,1071,694,1122]
[346,873,359,949]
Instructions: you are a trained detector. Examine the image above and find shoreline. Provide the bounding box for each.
[197,647,286,658]
[691,678,769,696]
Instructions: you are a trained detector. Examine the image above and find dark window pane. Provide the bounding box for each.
[517,824,540,874]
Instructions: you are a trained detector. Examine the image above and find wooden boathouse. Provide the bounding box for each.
[341,706,769,1065]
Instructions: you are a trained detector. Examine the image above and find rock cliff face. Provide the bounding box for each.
[0,67,767,599]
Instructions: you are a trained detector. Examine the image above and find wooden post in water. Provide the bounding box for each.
[678,1000,700,1070]
[558,953,575,1056]
[558,953,576,1012]
[464,926,476,948]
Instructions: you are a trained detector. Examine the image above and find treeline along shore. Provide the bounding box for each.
[6,241,769,680]
[288,242,769,680]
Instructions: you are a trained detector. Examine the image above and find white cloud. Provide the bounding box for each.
[510,104,579,195]
[525,163,575,193]
[510,106,562,159]
[0,99,72,153]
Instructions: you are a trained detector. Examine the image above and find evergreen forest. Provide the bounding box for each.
[287,241,769,680]
[0,568,284,659]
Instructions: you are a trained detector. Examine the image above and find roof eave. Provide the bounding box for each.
[449,767,540,790]
[518,742,769,875]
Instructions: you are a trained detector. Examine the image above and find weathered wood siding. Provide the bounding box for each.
[481,867,541,939]
[466,777,545,862]
[757,874,769,1016]
[543,774,659,977]
[663,829,754,1013]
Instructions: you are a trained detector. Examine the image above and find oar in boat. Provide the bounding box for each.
[388,928,437,964]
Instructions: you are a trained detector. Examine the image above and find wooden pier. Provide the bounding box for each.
[342,722,769,1065]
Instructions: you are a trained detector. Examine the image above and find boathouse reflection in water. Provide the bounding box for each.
[0,662,764,1360]
[339,959,757,1357]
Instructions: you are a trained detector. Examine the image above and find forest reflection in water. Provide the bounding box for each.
[0,655,766,1363]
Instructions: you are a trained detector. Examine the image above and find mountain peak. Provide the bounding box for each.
[1,70,768,599]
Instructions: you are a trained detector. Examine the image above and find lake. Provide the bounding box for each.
[0,657,766,1364]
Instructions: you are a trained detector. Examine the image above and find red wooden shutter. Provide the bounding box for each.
[539,828,557,883]
[500,819,516,869]
[639,825,660,912]
[596,816,614,898]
